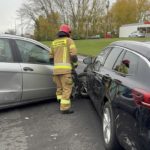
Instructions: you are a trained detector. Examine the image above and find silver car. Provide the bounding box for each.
[129,31,145,37]
[0,34,56,109]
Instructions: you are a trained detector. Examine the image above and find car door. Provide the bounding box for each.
[91,47,124,112]
[15,39,56,101]
[87,47,112,111]
[135,57,150,150]
[0,38,22,105]
[111,50,146,149]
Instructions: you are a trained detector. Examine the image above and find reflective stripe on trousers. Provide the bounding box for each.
[60,99,71,111]
[61,99,71,105]
[57,95,62,101]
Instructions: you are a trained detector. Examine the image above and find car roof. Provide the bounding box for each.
[0,34,50,51]
[110,40,150,60]
[145,41,150,44]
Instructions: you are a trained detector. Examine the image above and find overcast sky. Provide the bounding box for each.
[0,0,116,34]
[0,0,24,34]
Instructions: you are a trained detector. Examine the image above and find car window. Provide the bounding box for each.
[0,39,13,62]
[93,47,112,71]
[114,50,139,75]
[104,47,123,69]
[137,57,150,86]
[97,47,112,65]
[15,40,50,64]
[113,50,126,70]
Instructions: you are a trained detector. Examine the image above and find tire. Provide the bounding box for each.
[102,101,121,150]
[78,72,88,97]
[71,72,88,99]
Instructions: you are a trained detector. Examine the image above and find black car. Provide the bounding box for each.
[83,41,150,150]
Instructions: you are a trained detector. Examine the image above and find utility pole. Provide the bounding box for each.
[14,19,17,35]
[106,0,110,37]
[21,15,23,36]
[86,21,89,39]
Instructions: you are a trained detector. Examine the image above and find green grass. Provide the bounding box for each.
[42,37,150,56]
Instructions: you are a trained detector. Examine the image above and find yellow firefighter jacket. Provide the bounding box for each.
[115,64,128,74]
[49,37,77,75]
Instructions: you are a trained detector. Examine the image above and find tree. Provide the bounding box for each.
[110,0,150,30]
[17,0,107,40]
[34,14,60,40]
[17,0,61,40]
[136,0,150,22]
[110,0,137,29]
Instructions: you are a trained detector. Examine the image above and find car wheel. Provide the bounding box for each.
[102,101,121,150]
[71,72,88,99]
[78,72,88,97]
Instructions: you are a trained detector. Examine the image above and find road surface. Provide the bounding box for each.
[0,98,105,150]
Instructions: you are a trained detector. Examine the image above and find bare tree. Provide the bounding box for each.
[17,0,106,39]
[136,0,150,22]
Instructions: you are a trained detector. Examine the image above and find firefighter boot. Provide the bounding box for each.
[61,109,74,114]
[60,100,74,114]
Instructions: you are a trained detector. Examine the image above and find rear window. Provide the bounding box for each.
[137,58,150,87]
[0,39,13,62]
[104,47,123,69]
[97,47,112,65]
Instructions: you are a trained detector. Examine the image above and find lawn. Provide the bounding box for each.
[42,37,150,56]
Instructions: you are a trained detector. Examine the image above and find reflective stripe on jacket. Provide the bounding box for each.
[50,37,77,75]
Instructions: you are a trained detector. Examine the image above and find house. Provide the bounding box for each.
[119,22,150,37]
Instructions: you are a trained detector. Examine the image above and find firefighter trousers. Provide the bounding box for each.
[53,73,73,111]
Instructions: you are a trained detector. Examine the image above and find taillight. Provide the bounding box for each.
[132,88,150,108]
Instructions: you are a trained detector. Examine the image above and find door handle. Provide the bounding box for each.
[103,74,111,81]
[114,79,121,84]
[104,74,110,78]
[23,67,34,71]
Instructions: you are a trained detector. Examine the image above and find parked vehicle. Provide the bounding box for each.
[129,31,145,38]
[0,34,86,109]
[0,34,57,109]
[83,41,150,150]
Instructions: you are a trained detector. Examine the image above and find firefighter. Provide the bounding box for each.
[49,24,78,114]
[115,59,130,74]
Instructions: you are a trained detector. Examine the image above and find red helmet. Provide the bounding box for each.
[59,24,71,34]
[122,59,130,65]
[122,59,130,68]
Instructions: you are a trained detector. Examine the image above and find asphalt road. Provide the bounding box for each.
[0,98,105,150]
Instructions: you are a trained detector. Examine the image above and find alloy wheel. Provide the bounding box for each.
[103,107,111,144]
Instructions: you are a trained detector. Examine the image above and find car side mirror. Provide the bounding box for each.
[83,57,93,65]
